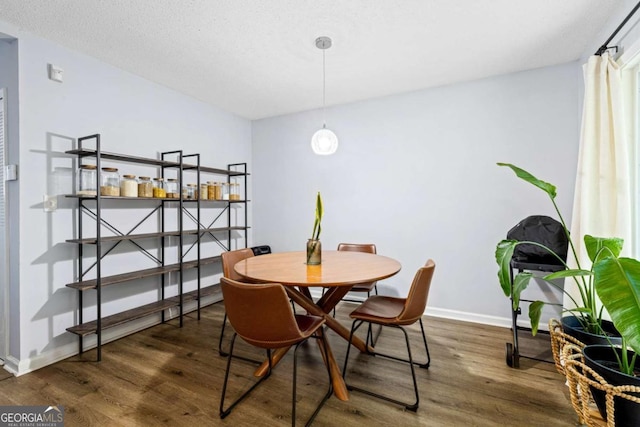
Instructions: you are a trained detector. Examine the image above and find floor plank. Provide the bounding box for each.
[0,302,578,426]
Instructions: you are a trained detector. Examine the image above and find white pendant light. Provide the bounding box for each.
[311,36,338,155]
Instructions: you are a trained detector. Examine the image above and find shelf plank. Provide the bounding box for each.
[66,298,180,336]
[66,283,221,336]
[65,227,248,244]
[66,230,181,244]
[197,165,239,175]
[67,149,177,167]
[182,199,250,203]
[67,148,248,176]
[186,226,250,235]
[188,256,220,267]
[65,195,181,201]
[66,256,221,290]
[183,283,221,300]
[65,194,249,203]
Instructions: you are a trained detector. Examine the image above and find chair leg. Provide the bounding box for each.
[219,311,263,364]
[342,319,366,379]
[367,283,382,347]
[343,321,421,411]
[218,312,229,356]
[364,319,383,349]
[369,320,430,369]
[293,330,333,427]
[418,318,431,369]
[219,334,273,419]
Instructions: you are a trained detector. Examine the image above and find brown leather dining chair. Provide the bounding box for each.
[337,243,378,297]
[219,277,333,426]
[342,259,435,412]
[323,243,378,316]
[220,246,297,358]
[219,248,255,357]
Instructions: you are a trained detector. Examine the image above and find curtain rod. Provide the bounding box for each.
[595,1,640,55]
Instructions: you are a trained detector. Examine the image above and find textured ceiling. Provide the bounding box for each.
[0,0,621,120]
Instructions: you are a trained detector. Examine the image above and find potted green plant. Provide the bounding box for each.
[495,163,622,342]
[306,191,323,265]
[581,254,640,426]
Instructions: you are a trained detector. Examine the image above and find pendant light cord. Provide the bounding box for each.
[322,46,326,128]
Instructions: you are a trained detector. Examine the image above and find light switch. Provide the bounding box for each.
[48,64,63,83]
[4,164,16,181]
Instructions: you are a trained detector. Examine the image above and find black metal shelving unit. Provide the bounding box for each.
[65,134,249,361]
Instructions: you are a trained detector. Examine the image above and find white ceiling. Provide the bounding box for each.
[0,1,621,120]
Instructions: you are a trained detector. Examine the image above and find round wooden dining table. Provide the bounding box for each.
[234,250,401,401]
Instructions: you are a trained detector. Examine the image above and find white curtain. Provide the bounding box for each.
[565,52,633,308]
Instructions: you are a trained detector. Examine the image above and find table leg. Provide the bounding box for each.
[253,286,369,401]
[314,326,349,401]
[296,287,371,353]
[253,346,290,377]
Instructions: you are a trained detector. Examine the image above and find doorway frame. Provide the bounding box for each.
[0,87,8,364]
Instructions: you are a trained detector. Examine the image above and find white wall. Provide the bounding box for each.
[252,62,581,326]
[0,20,252,375]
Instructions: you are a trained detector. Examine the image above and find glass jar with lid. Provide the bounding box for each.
[165,178,179,198]
[207,181,217,200]
[120,174,138,197]
[229,183,241,200]
[100,167,120,196]
[138,176,153,197]
[77,164,97,196]
[152,178,166,198]
[200,183,208,200]
[184,184,197,200]
[214,182,223,200]
[221,182,230,200]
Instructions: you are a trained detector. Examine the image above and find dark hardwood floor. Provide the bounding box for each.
[0,302,578,426]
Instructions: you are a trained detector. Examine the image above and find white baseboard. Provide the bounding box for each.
[424,307,512,328]
[424,306,552,332]
[325,298,525,331]
[2,355,20,376]
[312,291,525,331]
[5,295,222,377]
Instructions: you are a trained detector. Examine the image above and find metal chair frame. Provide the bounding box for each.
[341,259,435,412]
[220,330,333,426]
[342,317,430,411]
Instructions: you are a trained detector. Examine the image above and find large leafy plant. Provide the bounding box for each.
[495,163,623,335]
[593,256,640,375]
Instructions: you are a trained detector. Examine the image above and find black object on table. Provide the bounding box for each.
[251,245,272,256]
